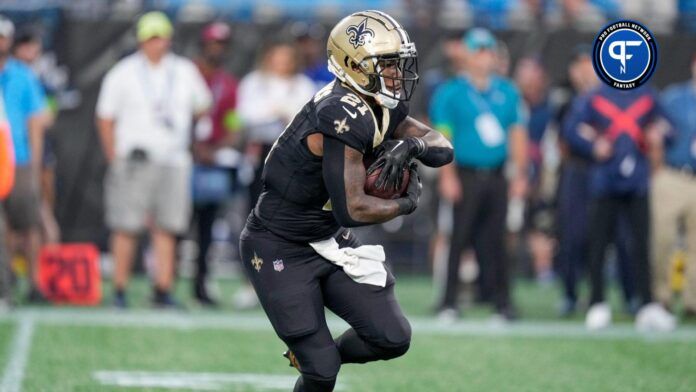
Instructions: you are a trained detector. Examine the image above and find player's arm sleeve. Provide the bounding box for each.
[392,115,453,167]
[322,136,372,227]
[322,136,408,227]
[561,97,595,159]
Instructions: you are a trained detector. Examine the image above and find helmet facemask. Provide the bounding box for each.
[329,43,419,109]
[367,46,418,109]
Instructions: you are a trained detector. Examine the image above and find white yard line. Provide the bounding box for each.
[2,308,696,342]
[93,371,348,391]
[0,315,34,392]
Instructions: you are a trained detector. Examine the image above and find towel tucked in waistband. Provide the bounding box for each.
[309,237,387,287]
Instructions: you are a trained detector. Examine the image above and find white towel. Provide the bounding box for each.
[309,237,387,287]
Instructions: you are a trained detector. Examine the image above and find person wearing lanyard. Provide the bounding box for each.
[430,28,528,322]
[652,55,696,320]
[96,12,212,308]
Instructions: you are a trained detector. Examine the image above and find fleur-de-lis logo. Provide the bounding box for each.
[346,18,374,49]
[334,117,350,134]
[251,252,263,272]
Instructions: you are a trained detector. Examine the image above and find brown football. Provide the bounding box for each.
[363,156,410,200]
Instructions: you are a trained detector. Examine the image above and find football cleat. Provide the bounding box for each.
[283,350,301,372]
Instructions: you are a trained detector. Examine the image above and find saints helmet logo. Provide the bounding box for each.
[334,117,350,135]
[346,18,374,49]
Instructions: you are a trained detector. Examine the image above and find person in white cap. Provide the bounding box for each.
[96,12,211,308]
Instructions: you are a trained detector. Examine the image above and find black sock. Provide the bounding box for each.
[293,375,336,392]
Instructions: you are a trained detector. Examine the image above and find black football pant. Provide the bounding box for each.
[440,167,510,311]
[239,222,411,392]
[587,195,652,306]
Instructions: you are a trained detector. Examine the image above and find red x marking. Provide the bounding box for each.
[591,94,654,151]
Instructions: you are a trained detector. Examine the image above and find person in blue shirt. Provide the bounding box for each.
[0,15,48,303]
[430,28,528,321]
[652,56,696,319]
[565,83,676,331]
[556,46,638,317]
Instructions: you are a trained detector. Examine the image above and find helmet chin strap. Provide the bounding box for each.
[376,94,398,109]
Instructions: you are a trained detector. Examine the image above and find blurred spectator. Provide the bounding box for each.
[237,41,315,213]
[191,21,240,307]
[96,12,211,308]
[564,83,675,331]
[291,22,333,89]
[0,15,49,303]
[469,0,515,30]
[556,46,637,316]
[495,40,510,77]
[513,56,555,283]
[619,0,677,33]
[679,0,696,32]
[431,28,528,322]
[422,30,467,308]
[589,0,622,19]
[547,0,605,31]
[12,27,61,247]
[233,41,314,309]
[413,30,465,119]
[652,56,696,319]
[508,0,550,29]
[12,29,43,75]
[0,67,14,305]
[556,46,597,316]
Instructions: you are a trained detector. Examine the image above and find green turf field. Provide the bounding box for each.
[2,276,696,391]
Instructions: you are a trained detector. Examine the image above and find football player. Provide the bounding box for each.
[239,10,453,392]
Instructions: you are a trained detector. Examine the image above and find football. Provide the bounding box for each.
[363,156,410,200]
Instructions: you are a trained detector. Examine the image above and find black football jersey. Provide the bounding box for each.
[251,80,409,242]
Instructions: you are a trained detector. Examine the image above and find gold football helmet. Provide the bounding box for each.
[327,10,418,109]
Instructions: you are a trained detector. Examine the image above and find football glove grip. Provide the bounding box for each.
[368,138,426,191]
[396,163,422,215]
